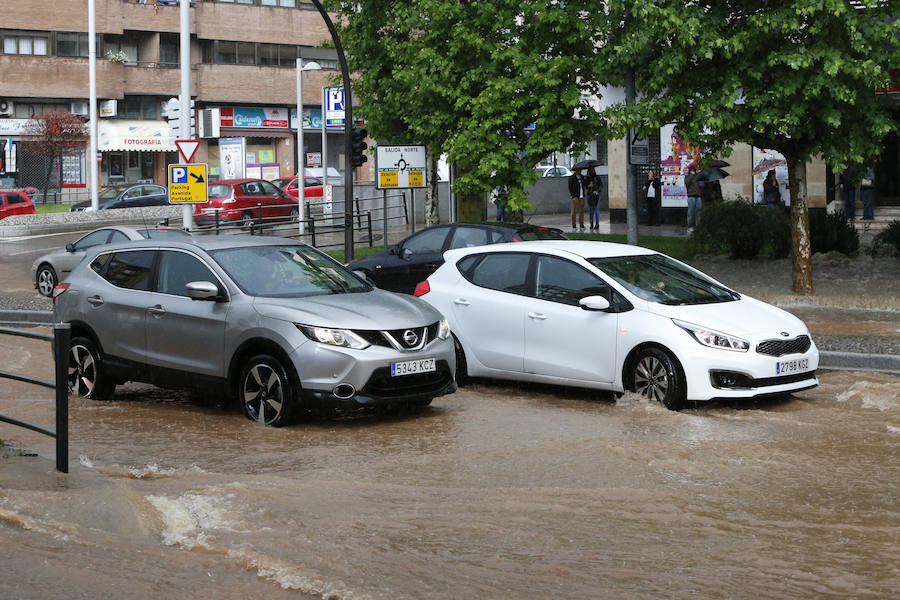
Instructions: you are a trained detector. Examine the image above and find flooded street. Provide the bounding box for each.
[2,331,898,599]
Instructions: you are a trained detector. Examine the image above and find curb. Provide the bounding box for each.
[0,310,54,325]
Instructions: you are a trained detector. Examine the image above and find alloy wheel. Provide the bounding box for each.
[37,266,56,297]
[634,355,669,403]
[243,363,285,425]
[68,343,97,397]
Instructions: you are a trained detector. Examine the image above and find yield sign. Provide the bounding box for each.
[175,139,201,163]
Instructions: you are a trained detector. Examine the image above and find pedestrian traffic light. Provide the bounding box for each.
[351,127,368,167]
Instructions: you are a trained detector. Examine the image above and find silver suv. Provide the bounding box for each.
[54,236,456,425]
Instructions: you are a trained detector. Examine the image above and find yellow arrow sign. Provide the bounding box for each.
[168,163,208,204]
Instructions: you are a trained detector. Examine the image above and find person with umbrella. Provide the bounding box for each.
[642,169,662,226]
[763,169,782,208]
[684,164,702,230]
[567,168,586,231]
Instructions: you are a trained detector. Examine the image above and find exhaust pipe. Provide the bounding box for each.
[333,383,356,399]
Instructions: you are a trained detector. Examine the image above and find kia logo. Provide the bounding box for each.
[403,330,418,345]
[780,332,790,337]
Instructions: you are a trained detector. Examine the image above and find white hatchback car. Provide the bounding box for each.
[414,241,818,410]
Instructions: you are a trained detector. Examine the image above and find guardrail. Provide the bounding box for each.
[0,324,70,473]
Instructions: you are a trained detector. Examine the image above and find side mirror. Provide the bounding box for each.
[186,281,223,301]
[579,295,611,311]
[389,245,400,256]
[401,248,413,260]
[65,243,76,253]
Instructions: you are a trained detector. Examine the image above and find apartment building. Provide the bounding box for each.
[0,0,359,199]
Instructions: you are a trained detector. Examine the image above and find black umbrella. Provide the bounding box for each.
[696,167,730,182]
[572,159,603,170]
[708,159,731,168]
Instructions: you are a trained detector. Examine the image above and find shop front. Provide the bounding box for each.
[95,119,177,186]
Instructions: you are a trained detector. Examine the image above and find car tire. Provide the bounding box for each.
[68,336,115,400]
[240,211,254,231]
[453,335,469,387]
[630,347,685,410]
[36,264,57,297]
[239,354,296,426]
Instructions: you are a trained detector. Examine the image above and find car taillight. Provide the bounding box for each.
[413,280,431,297]
[52,283,70,304]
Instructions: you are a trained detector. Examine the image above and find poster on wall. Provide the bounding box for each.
[219,138,246,180]
[659,124,702,207]
[752,147,790,206]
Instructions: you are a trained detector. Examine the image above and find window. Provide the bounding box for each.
[104,250,155,291]
[403,227,450,255]
[108,230,130,243]
[467,253,530,295]
[103,35,138,65]
[259,181,282,196]
[2,33,48,55]
[5,192,27,205]
[534,256,609,306]
[215,41,237,64]
[261,0,297,6]
[57,32,90,57]
[90,253,112,275]
[157,251,218,297]
[449,226,489,250]
[159,34,179,67]
[73,229,113,252]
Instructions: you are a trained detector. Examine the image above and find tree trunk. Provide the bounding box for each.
[787,155,813,294]
[425,152,440,226]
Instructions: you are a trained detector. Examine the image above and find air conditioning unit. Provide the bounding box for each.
[0,100,14,117]
[71,101,89,116]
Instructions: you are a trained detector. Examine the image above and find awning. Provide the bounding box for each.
[95,119,176,152]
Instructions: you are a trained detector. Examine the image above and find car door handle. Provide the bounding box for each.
[527,312,548,320]
[87,295,104,306]
[452,299,471,306]
[148,305,166,316]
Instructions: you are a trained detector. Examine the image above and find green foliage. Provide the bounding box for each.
[872,220,900,257]
[809,210,860,255]
[690,199,791,259]
[327,0,607,211]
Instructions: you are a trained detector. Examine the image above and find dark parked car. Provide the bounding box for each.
[346,222,567,294]
[70,184,169,211]
[193,178,298,229]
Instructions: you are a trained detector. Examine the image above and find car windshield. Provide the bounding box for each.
[517,227,567,241]
[208,184,233,199]
[98,187,122,200]
[210,244,371,297]
[272,178,292,189]
[589,254,739,305]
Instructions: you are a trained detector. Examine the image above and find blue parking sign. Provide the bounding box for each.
[171,166,188,184]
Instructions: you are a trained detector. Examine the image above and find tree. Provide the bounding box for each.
[600,0,900,293]
[328,0,607,221]
[22,111,88,202]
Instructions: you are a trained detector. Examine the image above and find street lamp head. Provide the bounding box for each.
[301,61,322,71]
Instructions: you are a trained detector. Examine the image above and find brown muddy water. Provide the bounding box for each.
[1,337,899,599]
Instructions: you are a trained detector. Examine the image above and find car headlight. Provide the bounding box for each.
[296,325,370,349]
[438,317,451,340]
[673,319,749,352]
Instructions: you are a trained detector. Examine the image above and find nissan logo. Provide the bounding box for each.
[403,330,419,345]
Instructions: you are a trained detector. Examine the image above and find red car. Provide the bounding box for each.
[0,190,36,220]
[193,178,298,228]
[272,176,324,201]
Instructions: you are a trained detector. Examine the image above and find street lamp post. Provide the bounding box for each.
[296,59,322,235]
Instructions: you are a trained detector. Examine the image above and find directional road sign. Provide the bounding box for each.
[168,163,209,204]
[376,145,427,189]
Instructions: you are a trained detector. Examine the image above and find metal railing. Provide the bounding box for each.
[0,324,70,473]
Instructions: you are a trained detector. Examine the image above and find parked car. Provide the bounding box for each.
[31,225,190,297]
[272,176,324,200]
[193,178,298,229]
[0,190,36,220]
[539,166,573,178]
[415,240,819,410]
[346,223,567,294]
[70,184,169,211]
[54,236,456,425]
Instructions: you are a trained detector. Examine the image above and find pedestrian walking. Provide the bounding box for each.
[584,167,602,230]
[491,185,507,222]
[839,165,857,220]
[762,169,782,208]
[860,167,876,221]
[568,169,585,231]
[643,169,661,226]
[684,165,702,229]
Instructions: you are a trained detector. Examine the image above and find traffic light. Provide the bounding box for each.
[351,127,368,167]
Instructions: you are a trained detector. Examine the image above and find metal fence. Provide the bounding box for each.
[0,324,70,473]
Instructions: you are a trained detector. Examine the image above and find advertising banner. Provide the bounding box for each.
[660,124,702,208]
[290,108,323,130]
[220,107,289,129]
[219,138,246,180]
[752,147,790,206]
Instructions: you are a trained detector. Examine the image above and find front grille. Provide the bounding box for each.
[355,321,440,351]
[752,370,817,387]
[756,335,811,357]
[362,360,453,399]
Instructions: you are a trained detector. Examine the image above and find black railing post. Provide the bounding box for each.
[54,323,70,474]
[310,216,316,247]
[215,209,220,235]
[402,191,409,224]
[257,203,263,235]
[355,196,363,229]
[367,211,373,247]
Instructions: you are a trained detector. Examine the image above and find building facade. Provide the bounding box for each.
[0,0,368,200]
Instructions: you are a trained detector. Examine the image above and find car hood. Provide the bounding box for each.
[252,288,442,330]
[647,295,810,340]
